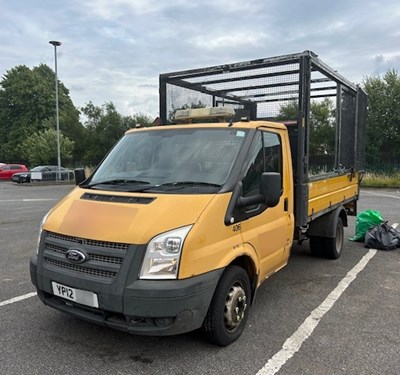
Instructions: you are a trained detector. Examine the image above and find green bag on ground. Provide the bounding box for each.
[350,210,383,242]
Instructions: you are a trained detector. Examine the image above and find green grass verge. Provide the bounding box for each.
[361,171,400,188]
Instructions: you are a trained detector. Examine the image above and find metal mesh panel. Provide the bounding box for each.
[307,66,338,176]
[164,62,303,122]
[166,84,213,123]
[340,88,357,169]
[355,88,367,170]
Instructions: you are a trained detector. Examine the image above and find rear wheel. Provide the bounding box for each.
[309,236,323,257]
[310,217,344,259]
[324,217,344,259]
[203,265,251,346]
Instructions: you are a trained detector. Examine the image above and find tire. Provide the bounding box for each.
[310,217,344,259]
[203,265,251,346]
[324,217,344,259]
[309,236,324,257]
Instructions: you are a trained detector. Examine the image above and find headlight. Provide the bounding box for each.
[140,225,192,280]
[36,211,50,254]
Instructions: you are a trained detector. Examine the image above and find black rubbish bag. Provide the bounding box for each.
[364,222,400,250]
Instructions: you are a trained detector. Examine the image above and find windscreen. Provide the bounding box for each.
[88,127,247,192]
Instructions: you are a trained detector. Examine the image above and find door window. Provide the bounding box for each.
[242,131,282,197]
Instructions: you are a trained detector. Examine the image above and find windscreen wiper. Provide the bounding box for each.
[139,181,222,191]
[160,181,222,187]
[82,179,151,188]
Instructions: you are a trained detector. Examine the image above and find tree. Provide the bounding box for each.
[363,69,400,160]
[121,113,154,130]
[81,102,153,166]
[275,100,298,122]
[0,64,85,164]
[22,128,75,166]
[276,98,335,155]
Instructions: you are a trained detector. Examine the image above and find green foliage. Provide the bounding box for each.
[122,113,154,129]
[276,98,335,155]
[22,128,74,166]
[0,63,153,168]
[81,102,153,166]
[309,99,336,155]
[363,69,400,160]
[0,64,84,164]
[361,171,400,188]
[275,100,298,121]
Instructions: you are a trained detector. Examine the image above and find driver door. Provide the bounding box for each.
[239,129,292,281]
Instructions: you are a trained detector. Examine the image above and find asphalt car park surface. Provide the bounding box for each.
[1,181,399,375]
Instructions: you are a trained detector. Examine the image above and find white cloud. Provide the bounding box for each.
[372,53,400,75]
[98,26,136,44]
[79,0,194,19]
[192,31,269,50]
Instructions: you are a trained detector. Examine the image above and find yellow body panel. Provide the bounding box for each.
[43,187,214,245]
[179,193,260,279]
[308,172,359,218]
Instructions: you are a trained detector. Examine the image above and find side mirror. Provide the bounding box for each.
[260,172,281,207]
[237,172,281,208]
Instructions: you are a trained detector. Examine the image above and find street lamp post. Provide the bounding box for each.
[49,40,62,181]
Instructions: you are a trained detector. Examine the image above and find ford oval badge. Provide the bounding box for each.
[65,249,88,264]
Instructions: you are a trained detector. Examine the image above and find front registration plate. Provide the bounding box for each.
[51,282,99,308]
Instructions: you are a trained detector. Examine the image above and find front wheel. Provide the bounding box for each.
[203,265,251,346]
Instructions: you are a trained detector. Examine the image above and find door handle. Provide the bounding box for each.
[284,198,288,212]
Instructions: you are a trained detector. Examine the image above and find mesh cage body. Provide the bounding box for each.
[160,51,366,175]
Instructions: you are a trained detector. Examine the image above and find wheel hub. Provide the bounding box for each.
[224,284,248,331]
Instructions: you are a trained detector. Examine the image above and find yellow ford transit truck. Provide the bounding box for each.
[30,51,366,346]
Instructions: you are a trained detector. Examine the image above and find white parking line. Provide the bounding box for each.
[256,249,377,375]
[0,292,37,307]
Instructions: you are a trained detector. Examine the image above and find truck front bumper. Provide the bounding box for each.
[30,254,223,336]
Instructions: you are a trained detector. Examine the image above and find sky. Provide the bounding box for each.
[1,0,400,119]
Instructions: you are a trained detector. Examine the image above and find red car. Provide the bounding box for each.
[0,164,28,180]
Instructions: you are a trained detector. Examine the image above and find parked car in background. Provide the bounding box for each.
[12,165,74,183]
[0,164,28,180]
